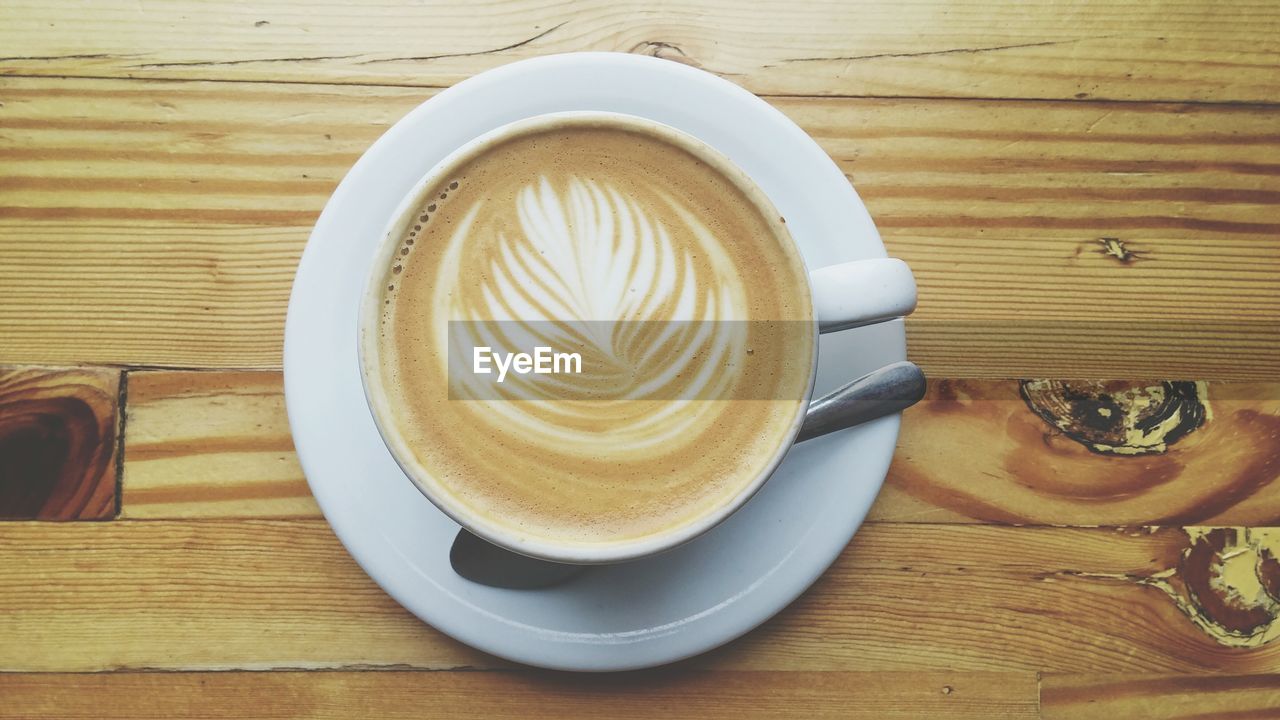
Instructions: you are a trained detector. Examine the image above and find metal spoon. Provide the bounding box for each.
[451,360,926,589]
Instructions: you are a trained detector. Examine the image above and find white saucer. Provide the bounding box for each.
[284,52,906,672]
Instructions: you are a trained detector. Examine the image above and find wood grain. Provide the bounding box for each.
[120,371,1280,526]
[2,77,1276,376]
[872,379,1280,525]
[0,518,490,672]
[3,519,1280,673]
[1042,674,1280,719]
[0,670,1038,719]
[123,371,313,518]
[0,1,1277,103]
[0,366,119,520]
[1,3,1274,716]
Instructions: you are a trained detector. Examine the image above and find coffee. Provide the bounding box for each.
[365,116,814,550]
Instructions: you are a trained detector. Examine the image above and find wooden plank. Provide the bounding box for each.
[0,1,1277,103]
[2,78,1277,376]
[2,78,1276,375]
[121,371,1280,526]
[123,370,313,518]
[3,520,1280,673]
[0,519,490,671]
[1041,674,1280,719]
[0,366,119,519]
[0,78,407,369]
[872,378,1280,525]
[0,670,1039,720]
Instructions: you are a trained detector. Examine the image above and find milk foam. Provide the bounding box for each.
[440,175,751,452]
[374,120,814,547]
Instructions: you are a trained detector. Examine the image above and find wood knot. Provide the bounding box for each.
[1098,237,1141,263]
[0,368,119,519]
[1065,528,1280,648]
[628,41,699,67]
[1020,380,1206,456]
[1177,528,1280,647]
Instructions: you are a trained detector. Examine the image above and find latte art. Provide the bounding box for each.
[464,176,747,323]
[369,118,814,548]
[444,176,748,433]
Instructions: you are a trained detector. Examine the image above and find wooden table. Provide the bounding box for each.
[1,2,1277,717]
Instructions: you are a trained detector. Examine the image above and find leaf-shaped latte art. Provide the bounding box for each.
[377,126,816,546]
[440,176,752,454]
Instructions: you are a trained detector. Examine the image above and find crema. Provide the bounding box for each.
[369,118,814,548]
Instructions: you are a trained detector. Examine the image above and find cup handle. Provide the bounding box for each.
[810,257,917,333]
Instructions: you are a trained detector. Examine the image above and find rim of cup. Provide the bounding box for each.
[357,111,820,564]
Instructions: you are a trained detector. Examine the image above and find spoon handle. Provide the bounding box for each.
[451,360,926,588]
[795,361,926,443]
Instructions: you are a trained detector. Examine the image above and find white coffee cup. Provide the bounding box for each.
[359,112,916,564]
